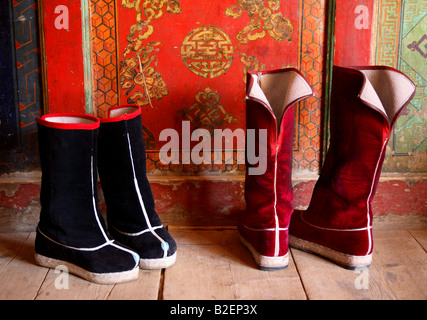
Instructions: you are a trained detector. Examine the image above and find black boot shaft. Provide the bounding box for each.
[98,111,160,233]
[98,105,177,264]
[37,120,109,248]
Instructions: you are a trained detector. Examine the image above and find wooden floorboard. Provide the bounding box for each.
[163,227,307,300]
[0,228,425,300]
[0,232,48,300]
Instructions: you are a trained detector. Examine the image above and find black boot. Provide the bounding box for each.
[98,105,177,269]
[35,114,139,284]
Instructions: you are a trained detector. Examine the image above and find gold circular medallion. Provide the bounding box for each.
[181,25,234,79]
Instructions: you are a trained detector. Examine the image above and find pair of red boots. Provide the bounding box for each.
[240,65,415,270]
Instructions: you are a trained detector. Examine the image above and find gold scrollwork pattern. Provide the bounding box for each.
[239,53,266,83]
[178,87,238,134]
[120,41,169,106]
[121,0,181,107]
[225,0,293,43]
[122,0,181,55]
[122,0,181,25]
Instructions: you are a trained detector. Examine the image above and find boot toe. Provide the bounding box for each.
[110,226,177,269]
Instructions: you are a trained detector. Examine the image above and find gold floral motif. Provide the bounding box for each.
[122,0,181,26]
[178,87,238,134]
[120,42,169,107]
[122,0,182,55]
[225,0,293,43]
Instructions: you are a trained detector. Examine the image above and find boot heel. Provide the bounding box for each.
[240,236,289,271]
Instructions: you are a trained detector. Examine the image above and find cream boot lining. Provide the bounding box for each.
[45,116,96,124]
[358,69,415,124]
[110,106,138,118]
[249,71,312,128]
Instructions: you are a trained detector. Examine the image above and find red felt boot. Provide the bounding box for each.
[239,68,312,270]
[289,66,416,269]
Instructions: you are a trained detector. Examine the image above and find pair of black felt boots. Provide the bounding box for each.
[35,105,177,284]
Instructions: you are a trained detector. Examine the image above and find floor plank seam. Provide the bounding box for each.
[408,230,427,253]
[33,269,49,300]
[157,268,165,300]
[289,248,309,300]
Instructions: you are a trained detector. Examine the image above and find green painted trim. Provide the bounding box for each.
[81,0,93,115]
[322,0,336,168]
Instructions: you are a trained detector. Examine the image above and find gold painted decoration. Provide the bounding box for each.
[122,0,182,54]
[239,53,266,83]
[120,41,169,106]
[122,0,182,25]
[120,0,182,107]
[114,0,321,170]
[225,0,293,43]
[181,26,235,79]
[178,87,238,133]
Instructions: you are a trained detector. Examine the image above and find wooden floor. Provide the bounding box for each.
[0,227,426,300]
